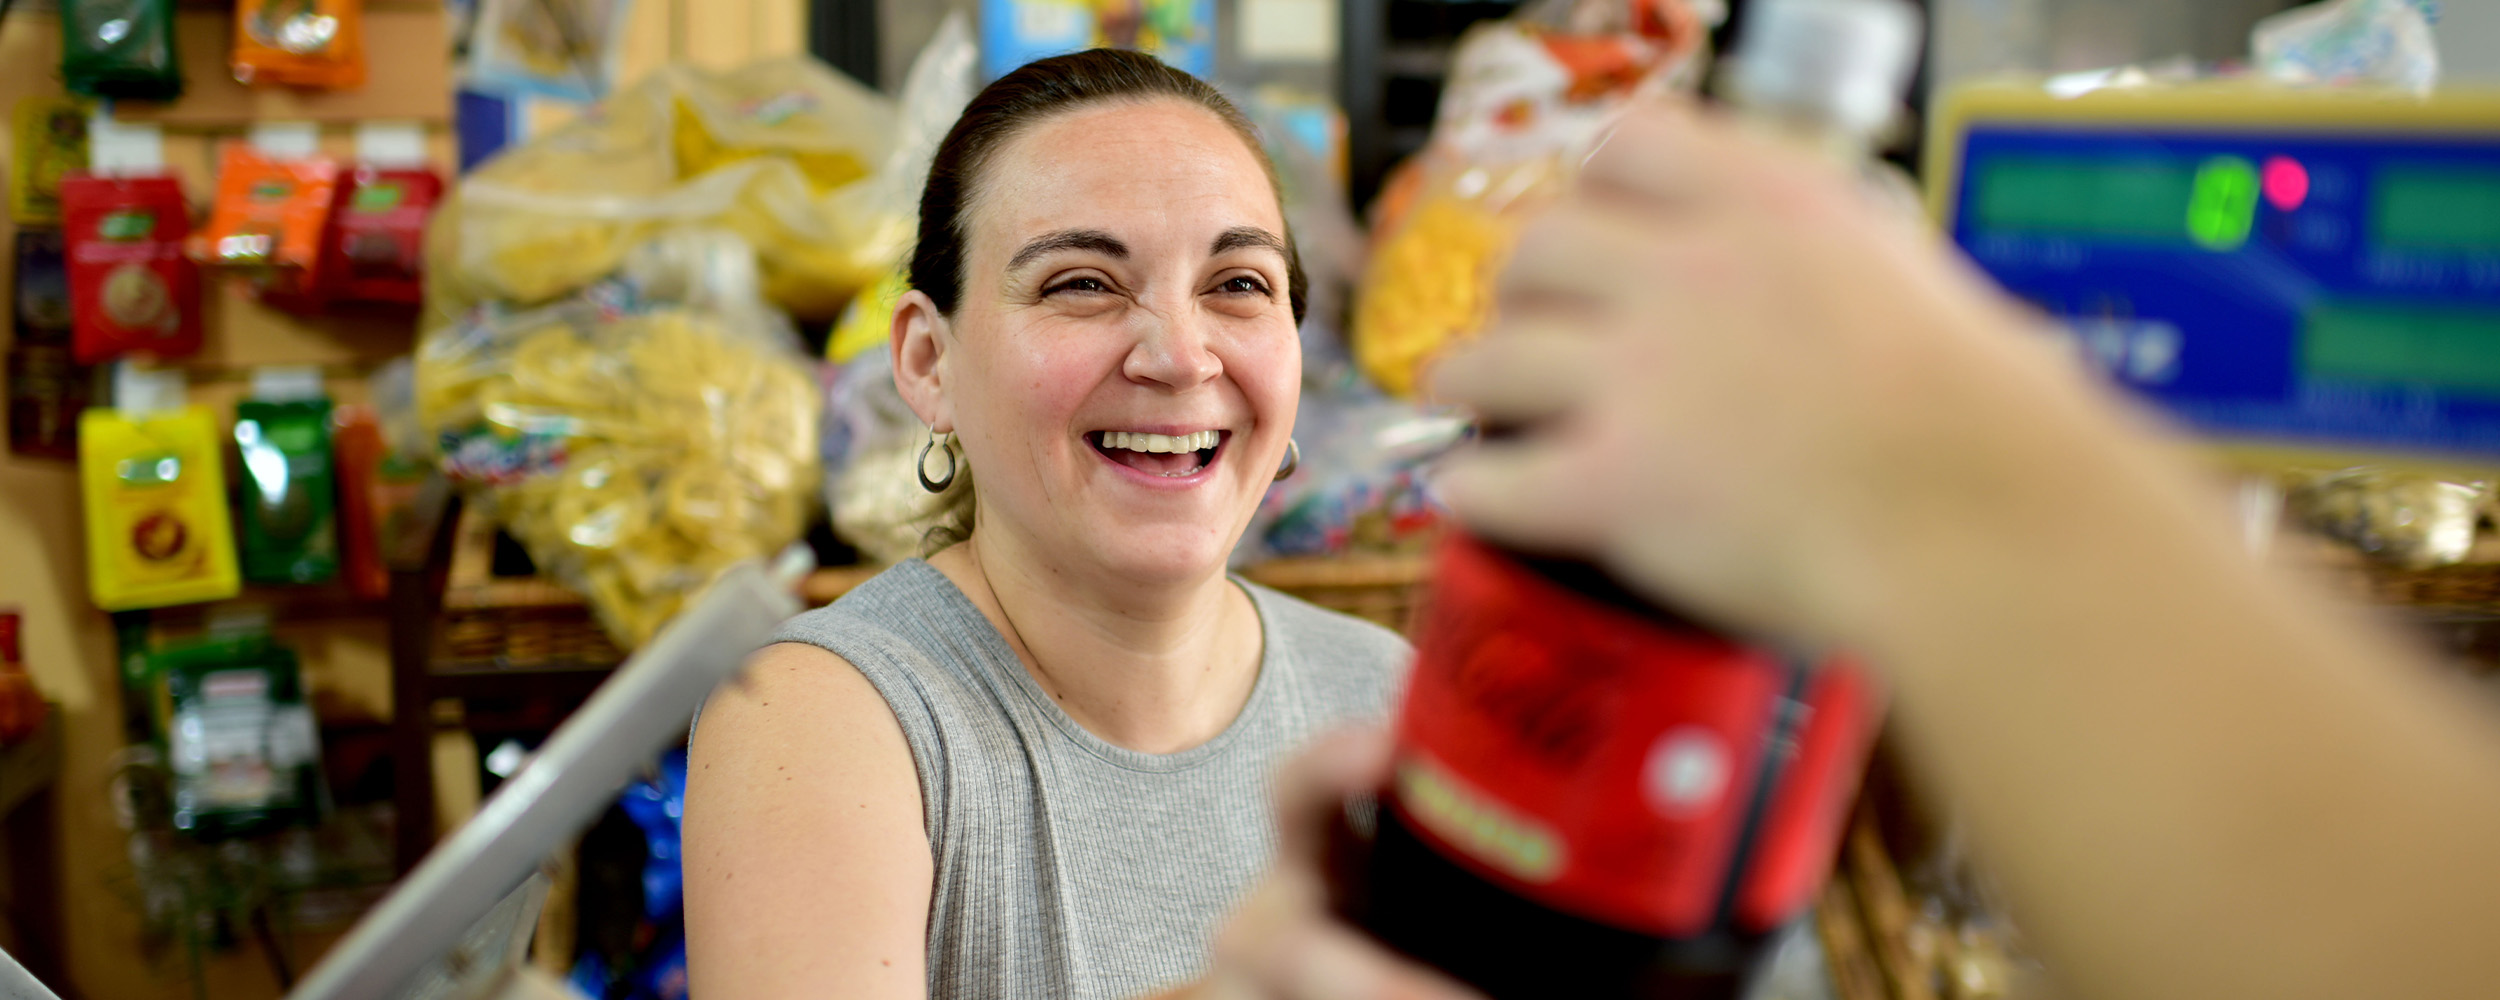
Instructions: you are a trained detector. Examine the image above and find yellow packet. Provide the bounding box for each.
[10,96,93,225]
[80,406,243,610]
[825,267,906,363]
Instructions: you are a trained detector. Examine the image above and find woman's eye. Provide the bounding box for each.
[1046,276,1109,296]
[1218,276,1270,296]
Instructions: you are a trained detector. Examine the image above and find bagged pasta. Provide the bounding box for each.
[428,23,977,328]
[821,348,954,565]
[429,56,903,324]
[1351,0,1712,397]
[415,234,821,645]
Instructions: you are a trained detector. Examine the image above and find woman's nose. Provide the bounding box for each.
[1123,308,1223,390]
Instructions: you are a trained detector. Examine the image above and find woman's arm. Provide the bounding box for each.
[1431,103,2500,1000]
[684,641,933,999]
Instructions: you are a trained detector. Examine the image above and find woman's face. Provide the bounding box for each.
[917,98,1300,586]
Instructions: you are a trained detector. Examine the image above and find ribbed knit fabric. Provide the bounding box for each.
[767,559,1410,1000]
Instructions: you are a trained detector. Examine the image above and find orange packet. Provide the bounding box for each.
[233,0,368,90]
[192,143,341,292]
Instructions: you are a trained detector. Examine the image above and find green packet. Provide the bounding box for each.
[236,395,340,584]
[154,633,325,840]
[61,0,184,102]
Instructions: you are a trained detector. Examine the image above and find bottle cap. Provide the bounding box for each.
[1728,0,1924,141]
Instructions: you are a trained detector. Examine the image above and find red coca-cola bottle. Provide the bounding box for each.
[1353,535,1880,998]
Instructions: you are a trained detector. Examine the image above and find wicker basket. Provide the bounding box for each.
[435,508,1435,667]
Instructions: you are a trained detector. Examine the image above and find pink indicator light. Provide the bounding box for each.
[2263,155,2309,211]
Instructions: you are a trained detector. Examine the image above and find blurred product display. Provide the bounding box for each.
[59,0,184,101]
[9,97,90,226]
[60,172,202,365]
[0,610,47,745]
[233,370,341,586]
[7,230,90,461]
[467,0,637,102]
[152,631,327,840]
[2289,469,2489,570]
[425,55,907,325]
[1351,0,1712,398]
[10,0,2500,997]
[193,144,343,294]
[79,387,244,612]
[414,245,821,646]
[231,0,369,91]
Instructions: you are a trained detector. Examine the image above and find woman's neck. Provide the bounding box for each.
[928,531,1263,754]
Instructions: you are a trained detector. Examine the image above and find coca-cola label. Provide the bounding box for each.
[1391,536,1877,938]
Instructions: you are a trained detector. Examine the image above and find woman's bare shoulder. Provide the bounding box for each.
[683,641,931,999]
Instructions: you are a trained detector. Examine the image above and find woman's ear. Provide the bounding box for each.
[892,288,954,433]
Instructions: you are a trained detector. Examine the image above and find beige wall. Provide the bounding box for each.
[0,0,800,996]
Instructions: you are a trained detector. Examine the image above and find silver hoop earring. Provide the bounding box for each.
[1275,437,1300,482]
[917,429,958,493]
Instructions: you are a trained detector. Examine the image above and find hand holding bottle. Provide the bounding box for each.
[1431,102,2130,647]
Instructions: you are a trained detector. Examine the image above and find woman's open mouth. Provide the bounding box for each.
[1089,429,1226,478]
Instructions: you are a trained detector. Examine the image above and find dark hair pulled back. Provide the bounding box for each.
[909,48,1306,324]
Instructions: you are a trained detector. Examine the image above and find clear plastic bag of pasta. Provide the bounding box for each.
[1351,0,1715,397]
[414,234,821,645]
[426,54,904,326]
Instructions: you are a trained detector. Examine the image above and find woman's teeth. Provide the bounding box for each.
[1096,430,1219,453]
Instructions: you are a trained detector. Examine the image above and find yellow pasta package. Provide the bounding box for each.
[80,406,243,610]
[1351,1,1712,397]
[418,290,820,646]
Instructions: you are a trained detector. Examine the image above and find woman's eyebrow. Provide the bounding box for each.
[1210,226,1287,259]
[1008,228,1130,271]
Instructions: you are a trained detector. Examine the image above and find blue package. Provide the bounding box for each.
[616,748,688,919]
[455,89,518,174]
[980,0,1216,81]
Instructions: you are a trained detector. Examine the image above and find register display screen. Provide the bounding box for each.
[1952,126,2500,459]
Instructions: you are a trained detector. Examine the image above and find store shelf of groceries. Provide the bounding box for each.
[420,497,1433,677]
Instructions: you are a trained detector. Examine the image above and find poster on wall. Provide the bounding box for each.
[981,0,1217,81]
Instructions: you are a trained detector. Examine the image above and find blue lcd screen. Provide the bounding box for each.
[1953,126,2500,459]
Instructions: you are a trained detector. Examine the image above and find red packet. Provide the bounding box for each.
[60,173,202,365]
[325,167,439,304]
[330,404,427,599]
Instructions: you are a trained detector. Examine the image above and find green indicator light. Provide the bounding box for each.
[2187,155,2260,251]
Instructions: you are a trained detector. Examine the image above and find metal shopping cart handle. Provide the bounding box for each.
[286,546,814,1000]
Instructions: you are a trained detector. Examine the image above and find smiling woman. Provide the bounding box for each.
[681,50,1411,1000]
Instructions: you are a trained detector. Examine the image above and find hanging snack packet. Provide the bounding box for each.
[195,144,342,294]
[468,0,634,102]
[59,0,184,101]
[80,404,244,610]
[9,97,92,225]
[8,231,94,460]
[61,173,202,365]
[331,404,424,600]
[235,371,339,585]
[233,0,369,90]
[1352,0,1711,397]
[154,633,325,839]
[325,168,440,304]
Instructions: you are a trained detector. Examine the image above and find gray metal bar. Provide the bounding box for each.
[288,552,808,1000]
[0,945,62,1000]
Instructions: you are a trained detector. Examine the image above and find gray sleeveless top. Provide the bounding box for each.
[768,559,1411,1000]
